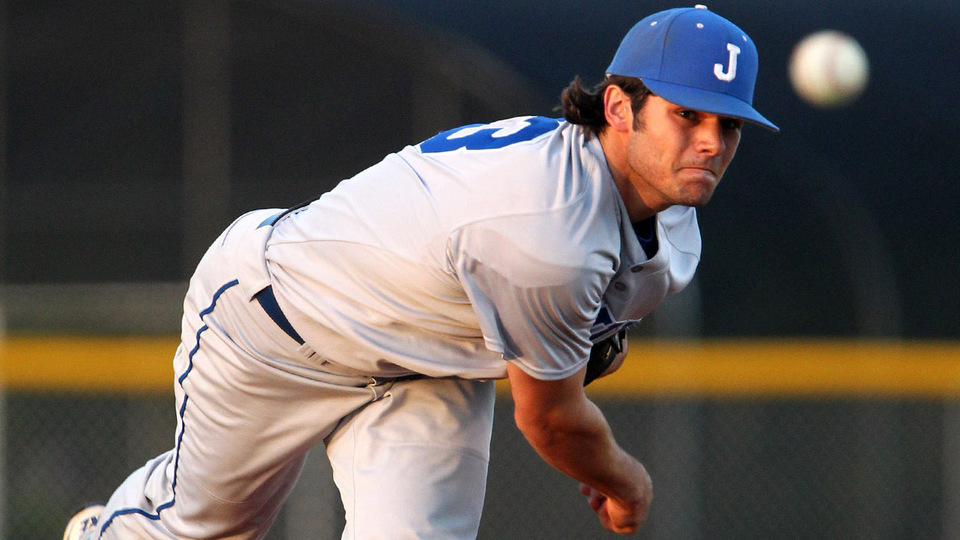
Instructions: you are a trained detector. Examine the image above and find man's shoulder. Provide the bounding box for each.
[414,116,565,155]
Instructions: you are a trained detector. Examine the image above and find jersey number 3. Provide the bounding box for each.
[418,116,560,153]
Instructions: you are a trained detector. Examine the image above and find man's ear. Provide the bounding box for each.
[603,84,633,133]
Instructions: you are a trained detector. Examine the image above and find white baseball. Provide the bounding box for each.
[789,30,869,108]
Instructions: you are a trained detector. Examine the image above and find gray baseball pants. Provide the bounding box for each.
[84,210,496,539]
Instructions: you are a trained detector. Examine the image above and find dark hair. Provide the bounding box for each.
[558,75,654,138]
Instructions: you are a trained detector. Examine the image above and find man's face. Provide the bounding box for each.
[624,95,742,212]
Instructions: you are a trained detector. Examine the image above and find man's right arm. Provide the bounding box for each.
[506,362,653,534]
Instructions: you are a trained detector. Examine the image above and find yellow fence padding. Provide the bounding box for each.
[2,336,959,398]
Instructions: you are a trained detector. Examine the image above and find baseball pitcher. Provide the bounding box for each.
[65,5,776,539]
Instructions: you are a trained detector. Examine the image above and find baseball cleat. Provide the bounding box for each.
[63,503,105,540]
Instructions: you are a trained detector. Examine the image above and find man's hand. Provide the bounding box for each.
[579,475,652,534]
[507,362,653,534]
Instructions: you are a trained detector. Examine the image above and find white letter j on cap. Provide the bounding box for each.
[714,43,741,82]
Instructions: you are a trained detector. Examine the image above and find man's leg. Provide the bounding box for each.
[80,210,378,539]
[325,377,496,540]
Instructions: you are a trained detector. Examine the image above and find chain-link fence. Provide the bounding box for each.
[1,388,955,539]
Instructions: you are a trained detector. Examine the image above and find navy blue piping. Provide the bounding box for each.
[97,279,240,537]
[254,286,304,345]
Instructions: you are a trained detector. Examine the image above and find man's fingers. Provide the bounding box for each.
[579,483,608,513]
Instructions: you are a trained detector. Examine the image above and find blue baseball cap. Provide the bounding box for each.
[607,5,778,132]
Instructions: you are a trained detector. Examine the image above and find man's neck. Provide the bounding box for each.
[597,129,658,223]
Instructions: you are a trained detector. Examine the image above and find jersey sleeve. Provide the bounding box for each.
[450,213,616,381]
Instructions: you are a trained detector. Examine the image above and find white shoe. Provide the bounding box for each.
[63,503,105,540]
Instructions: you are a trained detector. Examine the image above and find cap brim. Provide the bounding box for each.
[641,78,779,132]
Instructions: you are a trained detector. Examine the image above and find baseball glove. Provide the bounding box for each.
[583,328,628,386]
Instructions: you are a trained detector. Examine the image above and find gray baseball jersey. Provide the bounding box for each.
[258,116,700,381]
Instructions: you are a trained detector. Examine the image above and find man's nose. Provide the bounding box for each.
[695,119,724,156]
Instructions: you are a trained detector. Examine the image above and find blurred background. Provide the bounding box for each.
[0,0,958,538]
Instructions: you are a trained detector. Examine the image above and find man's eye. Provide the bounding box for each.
[721,118,744,131]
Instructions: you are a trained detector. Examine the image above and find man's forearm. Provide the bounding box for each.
[515,387,650,507]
